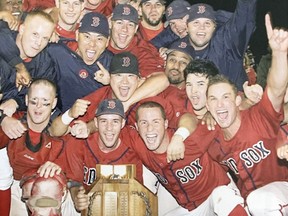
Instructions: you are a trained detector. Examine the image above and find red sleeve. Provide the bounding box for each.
[77,86,110,123]
[132,38,165,77]
[0,128,9,149]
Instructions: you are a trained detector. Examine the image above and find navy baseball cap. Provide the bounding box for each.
[188,3,216,22]
[79,12,109,38]
[111,4,139,24]
[96,99,125,118]
[167,40,194,58]
[165,0,190,21]
[110,52,139,76]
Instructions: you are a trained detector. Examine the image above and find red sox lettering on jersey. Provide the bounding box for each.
[83,166,96,186]
[176,158,203,184]
[223,140,271,174]
[153,158,203,185]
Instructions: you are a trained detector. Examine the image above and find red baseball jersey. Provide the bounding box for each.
[3,114,65,180]
[162,85,188,114]
[108,35,165,77]
[57,127,143,190]
[137,22,164,41]
[22,0,55,12]
[208,90,288,197]
[128,125,229,211]
[84,0,115,17]
[78,86,182,129]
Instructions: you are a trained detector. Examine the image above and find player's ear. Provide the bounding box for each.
[138,6,143,17]
[55,0,60,8]
[94,117,98,128]
[108,16,112,29]
[18,23,25,35]
[121,119,126,129]
[25,94,28,106]
[52,98,57,109]
[134,122,139,131]
[236,95,242,107]
[75,30,79,42]
[134,24,139,34]
[164,119,168,129]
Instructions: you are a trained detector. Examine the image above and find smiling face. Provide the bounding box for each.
[77,31,108,65]
[26,82,57,132]
[56,0,84,30]
[165,50,191,87]
[110,20,138,50]
[206,82,241,129]
[2,0,22,17]
[110,73,139,102]
[187,18,216,50]
[136,107,168,153]
[18,14,55,59]
[140,0,165,27]
[95,114,125,152]
[186,73,208,114]
[169,15,188,38]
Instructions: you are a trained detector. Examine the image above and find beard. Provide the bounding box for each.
[142,13,162,27]
[168,76,184,85]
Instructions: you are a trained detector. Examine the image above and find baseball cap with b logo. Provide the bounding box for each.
[79,12,109,38]
[167,40,194,57]
[188,3,216,22]
[109,52,139,76]
[111,4,139,24]
[165,0,190,21]
[96,99,125,118]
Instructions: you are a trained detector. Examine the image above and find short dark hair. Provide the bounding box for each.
[28,78,57,97]
[184,59,219,80]
[136,101,166,121]
[207,74,238,96]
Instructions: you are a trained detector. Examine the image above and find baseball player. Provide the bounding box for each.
[49,51,170,137]
[161,40,193,113]
[137,0,166,41]
[132,101,247,215]
[55,99,144,212]
[0,78,76,215]
[108,4,166,78]
[0,11,56,113]
[49,0,85,49]
[180,0,257,91]
[206,15,288,215]
[47,12,113,112]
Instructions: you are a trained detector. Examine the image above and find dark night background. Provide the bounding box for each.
[168,0,288,65]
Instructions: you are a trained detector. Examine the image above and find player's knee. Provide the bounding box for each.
[246,189,271,215]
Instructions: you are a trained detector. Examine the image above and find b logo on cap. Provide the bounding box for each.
[178,42,187,48]
[197,5,206,14]
[107,100,116,109]
[91,17,100,27]
[122,57,131,67]
[166,7,173,17]
[122,6,131,15]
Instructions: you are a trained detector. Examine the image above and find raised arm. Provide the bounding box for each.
[265,14,288,112]
[123,72,169,112]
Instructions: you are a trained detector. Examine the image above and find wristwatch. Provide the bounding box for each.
[0,109,7,125]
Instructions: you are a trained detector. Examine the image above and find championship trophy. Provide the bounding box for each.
[81,164,158,216]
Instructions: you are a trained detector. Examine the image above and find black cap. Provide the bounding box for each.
[110,52,139,76]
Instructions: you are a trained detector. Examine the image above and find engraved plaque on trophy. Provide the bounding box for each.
[81,164,158,216]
